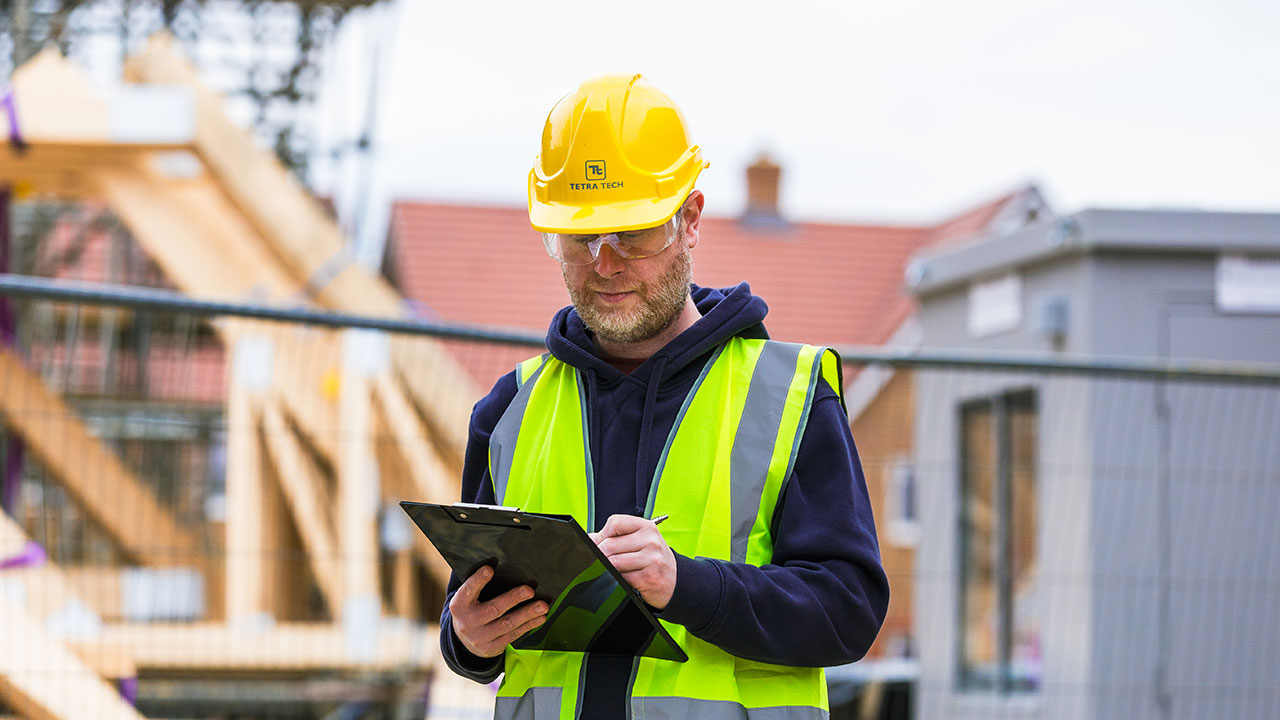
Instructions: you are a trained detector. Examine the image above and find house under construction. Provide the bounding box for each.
[0,36,494,719]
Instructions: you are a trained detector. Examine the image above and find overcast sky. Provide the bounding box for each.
[312,0,1280,255]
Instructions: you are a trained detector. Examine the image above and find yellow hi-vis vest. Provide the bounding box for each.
[487,338,844,720]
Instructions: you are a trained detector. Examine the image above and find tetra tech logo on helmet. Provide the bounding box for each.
[571,160,622,191]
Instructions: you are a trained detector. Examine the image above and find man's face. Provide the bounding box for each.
[561,224,692,345]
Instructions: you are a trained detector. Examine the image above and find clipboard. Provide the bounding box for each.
[400,501,687,662]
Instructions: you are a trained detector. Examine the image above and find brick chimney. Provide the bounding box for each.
[742,152,786,229]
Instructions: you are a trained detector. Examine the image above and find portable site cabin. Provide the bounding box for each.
[907,209,1280,720]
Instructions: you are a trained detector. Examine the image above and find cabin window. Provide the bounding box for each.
[958,390,1039,693]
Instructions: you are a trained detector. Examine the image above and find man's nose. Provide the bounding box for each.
[593,242,627,276]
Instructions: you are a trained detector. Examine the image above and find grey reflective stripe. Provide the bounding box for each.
[517,353,550,389]
[490,360,548,505]
[776,350,828,509]
[494,687,562,720]
[730,341,804,564]
[574,369,595,530]
[574,652,590,720]
[631,696,827,720]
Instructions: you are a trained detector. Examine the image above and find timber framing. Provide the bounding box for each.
[0,594,146,720]
[119,35,477,463]
[0,33,485,710]
[258,402,343,616]
[0,33,494,707]
[67,621,443,673]
[0,349,200,567]
[0,512,137,680]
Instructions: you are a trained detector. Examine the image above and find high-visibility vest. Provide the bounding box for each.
[487,338,843,720]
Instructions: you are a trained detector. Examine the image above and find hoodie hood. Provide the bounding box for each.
[543,282,772,525]
[545,282,769,383]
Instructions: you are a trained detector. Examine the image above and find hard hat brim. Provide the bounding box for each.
[528,173,700,235]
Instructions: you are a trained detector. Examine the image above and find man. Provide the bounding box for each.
[441,74,888,719]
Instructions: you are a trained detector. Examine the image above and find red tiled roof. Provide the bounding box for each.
[921,188,1027,247]
[854,188,1036,347]
[388,187,1041,387]
[385,203,568,388]
[691,220,926,347]
[387,203,569,331]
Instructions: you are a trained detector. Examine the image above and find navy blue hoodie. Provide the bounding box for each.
[441,283,889,715]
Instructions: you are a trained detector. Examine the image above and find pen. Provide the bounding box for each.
[652,514,669,525]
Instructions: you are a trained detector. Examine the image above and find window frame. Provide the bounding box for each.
[886,456,920,547]
[956,388,1039,695]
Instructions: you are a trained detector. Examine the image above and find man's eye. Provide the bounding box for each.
[616,232,642,242]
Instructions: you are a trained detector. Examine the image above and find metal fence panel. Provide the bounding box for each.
[1,277,1278,720]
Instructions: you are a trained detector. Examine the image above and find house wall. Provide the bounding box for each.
[850,369,916,659]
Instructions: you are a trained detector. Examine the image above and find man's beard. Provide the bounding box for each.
[565,247,693,345]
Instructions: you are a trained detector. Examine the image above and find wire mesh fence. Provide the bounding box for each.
[840,360,1280,720]
[0,275,1277,720]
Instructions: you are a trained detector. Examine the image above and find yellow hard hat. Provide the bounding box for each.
[528,73,708,234]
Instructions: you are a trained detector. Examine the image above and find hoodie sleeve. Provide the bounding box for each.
[438,372,517,684]
[658,378,890,666]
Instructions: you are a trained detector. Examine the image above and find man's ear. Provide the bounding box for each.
[682,190,705,249]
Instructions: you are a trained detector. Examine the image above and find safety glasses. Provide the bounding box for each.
[544,217,679,266]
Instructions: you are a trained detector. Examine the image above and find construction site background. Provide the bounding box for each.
[1,13,1277,720]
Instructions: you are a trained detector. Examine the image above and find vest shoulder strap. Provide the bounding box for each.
[515,352,550,389]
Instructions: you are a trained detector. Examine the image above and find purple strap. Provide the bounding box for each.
[0,539,46,569]
[0,187,21,513]
[2,442,21,511]
[1,88,26,152]
[1,422,22,514]
[118,676,138,705]
[0,187,13,346]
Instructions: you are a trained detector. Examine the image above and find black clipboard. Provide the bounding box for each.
[400,501,687,662]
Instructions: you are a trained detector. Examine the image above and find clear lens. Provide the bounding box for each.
[542,233,562,261]
[547,219,677,266]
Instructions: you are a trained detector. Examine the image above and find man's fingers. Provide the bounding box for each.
[597,528,662,560]
[485,585,536,622]
[455,565,493,604]
[506,599,549,633]
[597,513,649,539]
[502,612,548,644]
[593,519,677,610]
[603,548,652,572]
[476,600,549,654]
[452,584,548,658]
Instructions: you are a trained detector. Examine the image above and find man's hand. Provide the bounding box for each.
[449,565,548,658]
[590,514,677,610]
